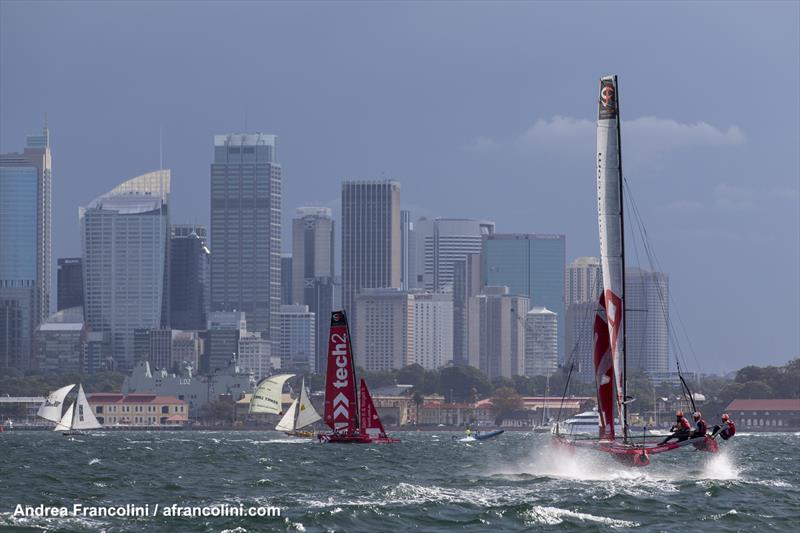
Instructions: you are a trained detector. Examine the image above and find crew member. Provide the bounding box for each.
[466,427,472,438]
[711,413,736,440]
[659,410,692,444]
[691,411,707,438]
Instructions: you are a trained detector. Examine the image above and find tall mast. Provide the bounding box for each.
[614,76,629,443]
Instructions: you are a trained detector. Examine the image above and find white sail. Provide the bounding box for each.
[54,404,74,431]
[275,400,298,432]
[249,373,295,414]
[295,379,321,430]
[72,384,102,430]
[597,75,627,422]
[37,384,76,423]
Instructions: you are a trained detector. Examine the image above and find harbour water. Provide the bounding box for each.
[1,431,797,531]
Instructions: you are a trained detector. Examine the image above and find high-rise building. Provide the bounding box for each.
[33,306,86,373]
[467,286,528,379]
[341,181,401,321]
[400,210,416,290]
[483,234,565,361]
[0,127,52,370]
[413,292,453,370]
[291,207,334,303]
[238,330,273,380]
[452,253,482,366]
[626,268,670,376]
[277,304,316,372]
[170,330,203,372]
[525,306,558,377]
[81,170,170,370]
[353,288,414,371]
[210,133,281,344]
[415,218,494,293]
[281,254,293,305]
[204,311,246,374]
[305,276,336,374]
[566,301,597,382]
[57,258,83,311]
[169,226,210,331]
[566,256,603,306]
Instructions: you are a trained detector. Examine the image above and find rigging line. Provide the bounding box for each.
[623,178,703,374]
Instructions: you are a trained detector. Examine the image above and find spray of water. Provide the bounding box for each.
[700,451,741,480]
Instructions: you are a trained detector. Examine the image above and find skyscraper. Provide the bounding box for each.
[276,304,316,372]
[0,126,51,370]
[467,286,528,378]
[57,258,84,311]
[626,268,670,376]
[400,210,416,290]
[483,234,566,361]
[413,292,453,370]
[169,225,210,331]
[341,181,401,321]
[353,288,414,371]
[305,276,336,374]
[566,256,603,306]
[291,207,334,304]
[452,253,482,366]
[81,170,170,370]
[565,256,603,382]
[210,133,281,344]
[415,218,495,292]
[281,254,293,305]
[525,306,558,377]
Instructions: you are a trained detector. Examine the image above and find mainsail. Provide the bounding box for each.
[54,404,74,432]
[37,384,75,423]
[597,74,628,437]
[295,378,321,429]
[250,374,295,414]
[324,311,358,434]
[593,294,615,440]
[72,384,102,430]
[359,379,387,440]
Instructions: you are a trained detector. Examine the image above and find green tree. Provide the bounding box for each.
[411,390,424,424]
[490,387,524,423]
[439,365,491,402]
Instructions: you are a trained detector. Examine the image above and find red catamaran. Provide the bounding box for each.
[551,75,720,466]
[318,310,399,444]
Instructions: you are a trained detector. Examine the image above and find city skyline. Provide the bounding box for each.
[1,2,798,372]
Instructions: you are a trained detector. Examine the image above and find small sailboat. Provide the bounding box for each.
[551,75,721,466]
[317,311,399,444]
[48,384,102,436]
[275,377,322,438]
[37,383,76,426]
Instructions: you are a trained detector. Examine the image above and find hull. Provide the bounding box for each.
[285,430,315,439]
[552,433,718,468]
[474,429,504,440]
[317,432,399,444]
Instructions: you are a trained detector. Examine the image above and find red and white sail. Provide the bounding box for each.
[359,379,388,440]
[593,294,615,440]
[323,311,359,435]
[597,75,626,419]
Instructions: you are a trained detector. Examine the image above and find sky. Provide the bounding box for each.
[1,1,798,374]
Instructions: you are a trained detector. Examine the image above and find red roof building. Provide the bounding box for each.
[87,393,188,427]
[724,399,800,431]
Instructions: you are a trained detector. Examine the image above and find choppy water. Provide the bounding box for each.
[1,430,797,532]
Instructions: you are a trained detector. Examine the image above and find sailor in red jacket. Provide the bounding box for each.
[691,411,708,438]
[659,410,692,444]
[712,413,736,440]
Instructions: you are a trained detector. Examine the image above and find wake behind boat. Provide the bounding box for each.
[551,75,727,467]
[317,311,399,444]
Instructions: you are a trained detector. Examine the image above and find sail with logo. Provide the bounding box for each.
[250,373,295,415]
[275,377,322,438]
[39,384,102,436]
[318,310,399,444]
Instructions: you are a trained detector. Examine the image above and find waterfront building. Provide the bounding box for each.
[210,133,281,343]
[452,253,482,366]
[524,306,558,377]
[81,170,170,370]
[0,127,52,370]
[88,393,188,427]
[483,233,565,361]
[353,288,413,371]
[169,225,209,331]
[341,180,401,321]
[412,292,453,370]
[277,304,316,372]
[33,306,86,373]
[291,207,335,304]
[725,399,800,431]
[415,218,494,293]
[467,286,528,379]
[57,258,83,311]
